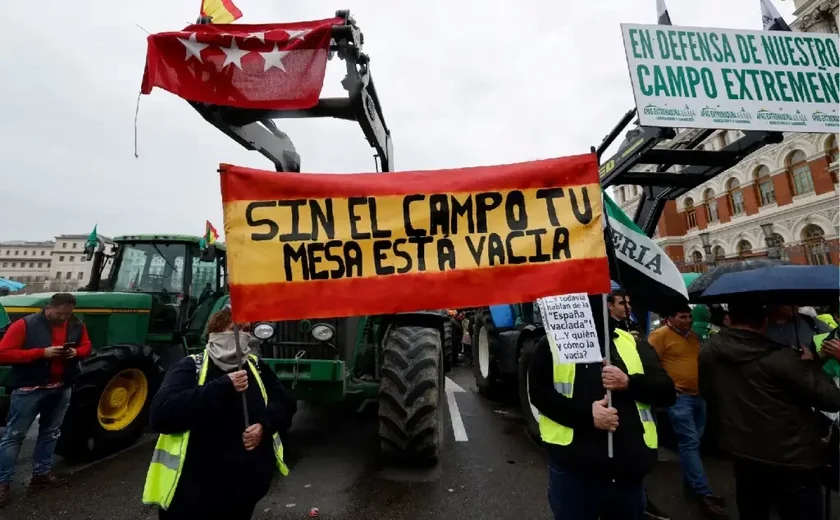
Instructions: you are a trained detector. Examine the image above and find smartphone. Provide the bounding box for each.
[63,342,79,349]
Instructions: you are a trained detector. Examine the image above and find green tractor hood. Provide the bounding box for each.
[0,291,154,350]
[0,291,153,314]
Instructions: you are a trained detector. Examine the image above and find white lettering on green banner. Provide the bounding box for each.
[620,23,840,133]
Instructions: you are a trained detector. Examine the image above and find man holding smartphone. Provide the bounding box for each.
[0,293,92,507]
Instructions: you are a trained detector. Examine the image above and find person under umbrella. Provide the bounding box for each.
[700,304,840,520]
[143,308,296,519]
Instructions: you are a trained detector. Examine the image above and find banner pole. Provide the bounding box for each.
[603,293,614,459]
[232,324,250,427]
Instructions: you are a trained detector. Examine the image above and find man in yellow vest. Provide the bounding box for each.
[816,303,839,330]
[529,296,676,520]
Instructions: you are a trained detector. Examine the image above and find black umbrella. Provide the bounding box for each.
[697,265,840,306]
[687,258,791,302]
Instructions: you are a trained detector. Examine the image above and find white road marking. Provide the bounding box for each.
[445,377,468,442]
[445,376,466,394]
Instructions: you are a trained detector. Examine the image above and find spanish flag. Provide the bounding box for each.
[200,0,243,24]
[205,220,219,245]
[219,156,610,323]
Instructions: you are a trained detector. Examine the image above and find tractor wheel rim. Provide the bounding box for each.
[478,326,490,379]
[526,369,540,423]
[97,368,149,432]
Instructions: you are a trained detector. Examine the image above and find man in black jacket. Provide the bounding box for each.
[529,296,676,519]
[699,304,840,520]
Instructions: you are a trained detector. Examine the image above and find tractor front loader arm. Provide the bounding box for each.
[191,10,393,173]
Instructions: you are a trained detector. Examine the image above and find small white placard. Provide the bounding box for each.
[538,293,602,364]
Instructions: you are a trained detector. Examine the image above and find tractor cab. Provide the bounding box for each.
[102,235,228,347]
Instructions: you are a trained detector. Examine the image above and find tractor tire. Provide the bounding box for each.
[442,319,453,373]
[56,344,162,462]
[517,335,541,442]
[472,312,504,399]
[378,325,444,466]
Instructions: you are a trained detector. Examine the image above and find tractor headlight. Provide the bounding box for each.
[312,324,335,342]
[253,322,275,340]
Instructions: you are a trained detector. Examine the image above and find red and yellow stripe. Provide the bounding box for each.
[220,155,610,322]
[200,0,243,24]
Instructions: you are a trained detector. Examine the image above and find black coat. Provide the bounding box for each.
[150,355,296,516]
[699,327,840,470]
[528,301,675,482]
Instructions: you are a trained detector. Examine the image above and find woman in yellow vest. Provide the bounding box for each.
[528,295,676,520]
[143,308,295,519]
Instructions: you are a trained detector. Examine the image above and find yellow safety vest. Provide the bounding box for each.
[538,328,658,449]
[142,353,290,509]
[817,314,838,330]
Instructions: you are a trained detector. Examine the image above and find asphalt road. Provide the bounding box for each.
[1,363,838,519]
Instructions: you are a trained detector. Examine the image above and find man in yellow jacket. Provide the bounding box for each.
[529,296,676,520]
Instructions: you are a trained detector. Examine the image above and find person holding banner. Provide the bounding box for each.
[143,308,295,519]
[529,295,676,520]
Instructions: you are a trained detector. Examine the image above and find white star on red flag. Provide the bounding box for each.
[286,29,310,41]
[220,38,249,69]
[260,44,290,72]
[177,33,209,63]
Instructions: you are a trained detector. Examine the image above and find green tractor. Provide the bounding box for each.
[0,232,451,465]
[0,235,230,460]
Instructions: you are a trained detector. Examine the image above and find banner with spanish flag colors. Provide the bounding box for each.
[200,0,242,24]
[220,155,611,322]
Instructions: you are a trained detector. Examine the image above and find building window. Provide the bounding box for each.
[37,262,43,268]
[754,165,776,206]
[1,263,6,268]
[78,272,84,280]
[69,256,75,262]
[59,256,64,262]
[691,251,703,264]
[14,251,19,256]
[788,150,814,195]
[65,272,72,280]
[10,263,16,268]
[72,243,77,249]
[684,197,697,229]
[802,224,831,265]
[727,178,745,216]
[28,263,34,268]
[62,243,67,249]
[713,246,726,262]
[736,240,753,258]
[704,189,718,222]
[827,135,839,184]
[55,271,62,279]
[618,186,626,203]
[23,251,27,256]
[40,251,45,256]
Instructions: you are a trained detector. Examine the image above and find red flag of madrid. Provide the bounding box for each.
[141,17,342,110]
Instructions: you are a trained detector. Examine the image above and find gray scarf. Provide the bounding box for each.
[206,331,252,372]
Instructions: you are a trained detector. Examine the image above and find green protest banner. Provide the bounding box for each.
[621,23,839,133]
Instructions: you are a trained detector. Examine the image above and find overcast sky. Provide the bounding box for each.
[1,0,796,241]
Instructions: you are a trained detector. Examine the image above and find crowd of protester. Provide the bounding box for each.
[530,288,840,520]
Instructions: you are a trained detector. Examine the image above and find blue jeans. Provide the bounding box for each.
[667,393,712,496]
[0,386,72,484]
[547,461,645,520]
